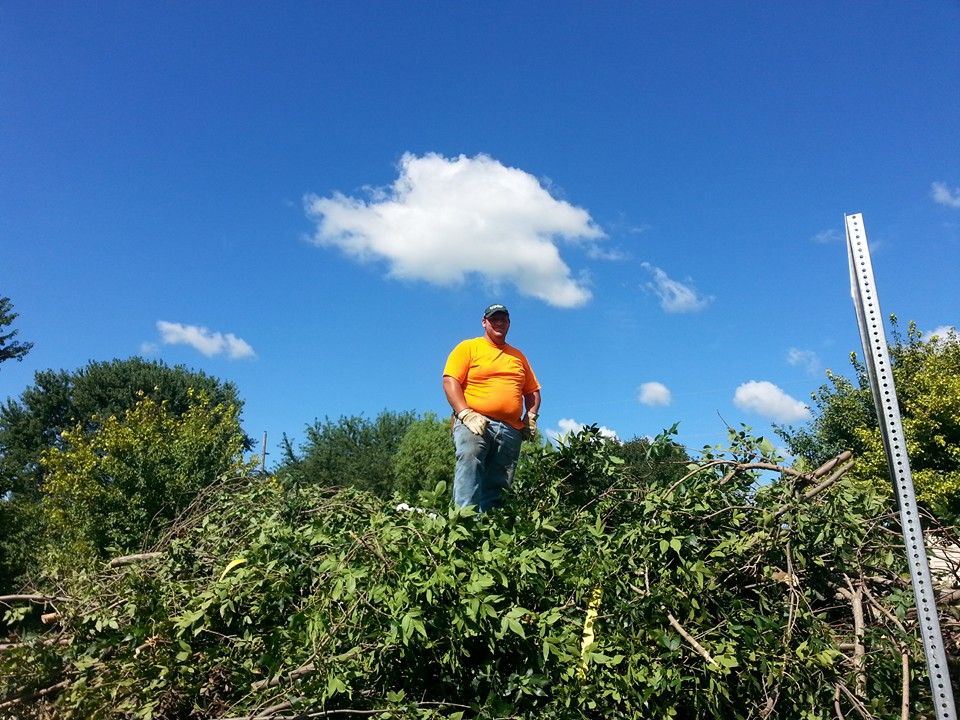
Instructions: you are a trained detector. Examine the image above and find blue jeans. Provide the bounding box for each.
[452,418,522,512]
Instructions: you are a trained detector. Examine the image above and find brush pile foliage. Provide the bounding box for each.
[2,427,957,718]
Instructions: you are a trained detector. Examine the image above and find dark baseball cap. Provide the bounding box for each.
[483,303,509,318]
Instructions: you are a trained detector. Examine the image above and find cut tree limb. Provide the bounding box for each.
[666,612,714,665]
[108,552,163,568]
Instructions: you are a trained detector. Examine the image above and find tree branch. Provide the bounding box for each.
[666,612,715,665]
[0,594,68,605]
[251,662,316,692]
[219,701,473,720]
[0,680,70,710]
[774,459,855,520]
[812,450,854,479]
[845,577,867,699]
[836,681,878,719]
[900,646,910,720]
[108,552,163,568]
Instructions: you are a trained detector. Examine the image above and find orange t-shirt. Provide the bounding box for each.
[443,337,540,430]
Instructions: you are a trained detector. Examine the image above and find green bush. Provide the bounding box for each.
[0,426,942,718]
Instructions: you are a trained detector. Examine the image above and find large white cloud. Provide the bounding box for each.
[304,153,607,308]
[638,381,672,406]
[931,182,960,208]
[156,321,256,359]
[733,381,810,423]
[641,262,711,313]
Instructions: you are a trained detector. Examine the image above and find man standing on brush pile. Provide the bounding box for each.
[442,304,541,511]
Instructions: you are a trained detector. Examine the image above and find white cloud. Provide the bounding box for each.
[733,381,811,423]
[641,262,711,313]
[304,152,608,308]
[923,325,958,343]
[786,348,821,375]
[547,418,620,444]
[812,228,840,244]
[139,342,159,355]
[638,381,672,406]
[156,321,256,359]
[932,182,960,208]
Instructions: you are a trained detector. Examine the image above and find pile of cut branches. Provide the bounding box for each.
[1,427,956,718]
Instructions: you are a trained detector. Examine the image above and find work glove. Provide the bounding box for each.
[457,408,488,436]
[522,411,538,440]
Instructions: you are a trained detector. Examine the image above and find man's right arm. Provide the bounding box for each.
[442,375,469,416]
[443,375,488,435]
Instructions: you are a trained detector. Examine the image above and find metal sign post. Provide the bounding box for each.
[845,213,956,718]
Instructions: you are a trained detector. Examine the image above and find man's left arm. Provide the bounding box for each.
[522,389,541,439]
[523,390,541,417]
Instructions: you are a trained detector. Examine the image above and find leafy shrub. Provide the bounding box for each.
[0,426,945,718]
[37,389,253,578]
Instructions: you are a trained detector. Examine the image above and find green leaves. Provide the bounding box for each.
[499,607,531,640]
[659,537,683,554]
[778,317,960,524]
[0,423,934,719]
[36,390,253,576]
[400,608,427,644]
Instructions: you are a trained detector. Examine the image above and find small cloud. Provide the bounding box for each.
[638,381,672,406]
[305,152,608,308]
[932,182,960,208]
[733,380,811,423]
[923,325,958,343]
[156,321,256,359]
[139,342,159,356]
[812,228,841,244]
[547,417,620,444]
[786,348,821,375]
[585,245,625,261]
[641,262,711,313]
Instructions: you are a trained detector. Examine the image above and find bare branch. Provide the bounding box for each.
[251,662,316,692]
[774,459,855,520]
[666,612,715,665]
[108,552,163,568]
[0,637,69,651]
[219,701,473,720]
[836,681,878,719]
[834,684,846,719]
[900,647,910,720]
[0,594,68,605]
[812,450,854,479]
[0,680,70,711]
[802,460,856,502]
[844,577,867,699]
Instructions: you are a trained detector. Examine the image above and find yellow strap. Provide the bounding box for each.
[577,586,603,680]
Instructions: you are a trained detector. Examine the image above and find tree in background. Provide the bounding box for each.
[38,390,253,576]
[0,357,245,591]
[393,412,455,501]
[278,410,417,497]
[0,357,245,502]
[0,296,33,366]
[778,318,960,524]
[616,424,691,487]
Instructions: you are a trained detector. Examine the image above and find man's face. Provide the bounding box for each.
[483,312,510,344]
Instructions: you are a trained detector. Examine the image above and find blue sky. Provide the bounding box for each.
[2,2,958,464]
